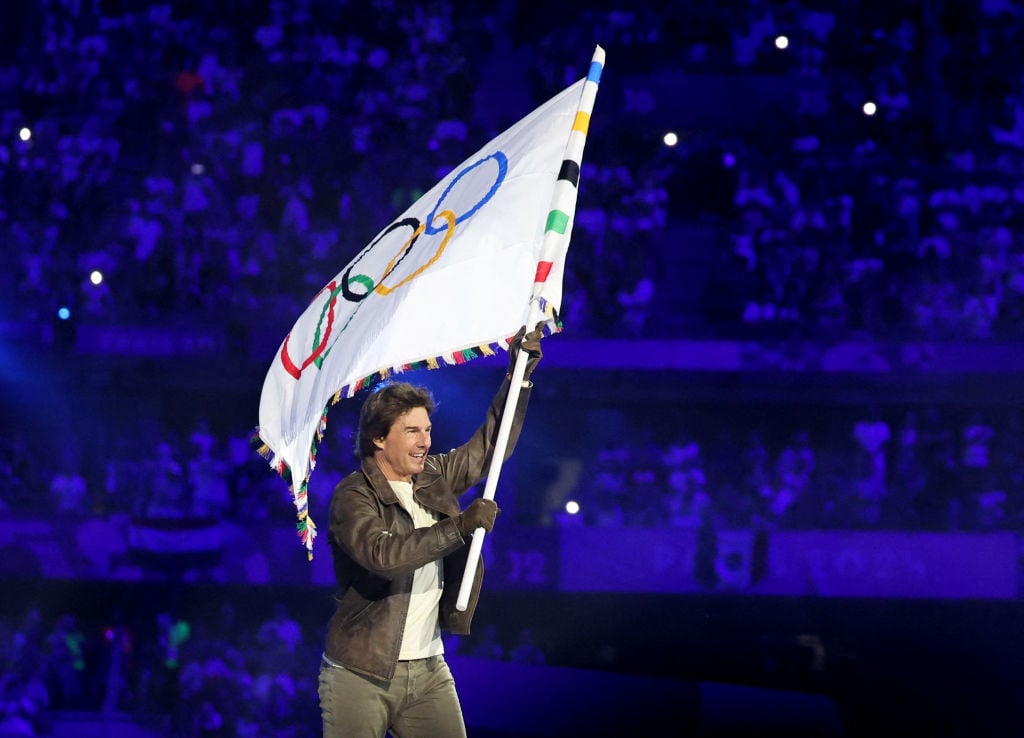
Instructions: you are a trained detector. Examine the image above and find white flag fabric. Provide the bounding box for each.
[256,47,604,556]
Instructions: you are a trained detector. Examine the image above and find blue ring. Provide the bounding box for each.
[424,151,508,235]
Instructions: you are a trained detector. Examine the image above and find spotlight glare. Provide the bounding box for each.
[863,101,877,116]
[57,306,71,320]
[663,131,678,147]
[19,127,31,142]
[90,270,103,285]
[565,500,580,515]
[775,35,789,50]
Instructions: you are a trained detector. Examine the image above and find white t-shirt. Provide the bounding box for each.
[390,480,445,660]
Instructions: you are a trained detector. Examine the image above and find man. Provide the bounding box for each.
[318,325,543,737]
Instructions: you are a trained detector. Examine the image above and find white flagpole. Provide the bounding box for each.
[456,45,605,612]
[455,299,541,612]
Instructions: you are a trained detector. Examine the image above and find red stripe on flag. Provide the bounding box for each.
[534,261,553,283]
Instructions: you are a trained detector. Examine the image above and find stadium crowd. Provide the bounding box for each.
[2,0,1024,734]
[3,1,1024,341]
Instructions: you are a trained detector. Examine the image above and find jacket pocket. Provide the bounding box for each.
[334,575,389,625]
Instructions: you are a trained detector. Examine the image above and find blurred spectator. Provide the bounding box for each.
[851,409,891,527]
[48,459,89,517]
[144,441,187,518]
[45,615,86,710]
[508,628,546,665]
[256,603,303,661]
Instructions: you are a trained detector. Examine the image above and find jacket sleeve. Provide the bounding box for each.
[425,375,532,497]
[330,477,464,580]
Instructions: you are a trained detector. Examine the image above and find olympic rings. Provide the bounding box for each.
[281,150,510,379]
[335,151,508,304]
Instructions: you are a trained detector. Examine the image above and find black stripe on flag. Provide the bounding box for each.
[558,160,580,188]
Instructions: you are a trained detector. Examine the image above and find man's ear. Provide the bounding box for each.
[373,437,386,451]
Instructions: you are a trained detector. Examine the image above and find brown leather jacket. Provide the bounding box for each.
[323,377,531,680]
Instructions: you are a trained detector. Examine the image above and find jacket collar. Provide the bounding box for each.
[359,455,409,505]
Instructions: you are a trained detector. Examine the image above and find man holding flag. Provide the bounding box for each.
[255,42,603,735]
[317,326,543,737]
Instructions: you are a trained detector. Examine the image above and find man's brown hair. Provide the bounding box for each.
[356,381,436,458]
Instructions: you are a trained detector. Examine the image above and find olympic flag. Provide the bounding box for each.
[256,46,605,558]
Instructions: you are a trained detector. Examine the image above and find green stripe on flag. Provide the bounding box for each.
[545,209,570,234]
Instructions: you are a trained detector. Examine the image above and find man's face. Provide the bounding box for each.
[373,407,431,482]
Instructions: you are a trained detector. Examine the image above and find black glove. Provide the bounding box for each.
[507,323,544,380]
[456,498,500,537]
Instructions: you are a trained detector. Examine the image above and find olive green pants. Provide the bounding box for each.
[318,655,467,738]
